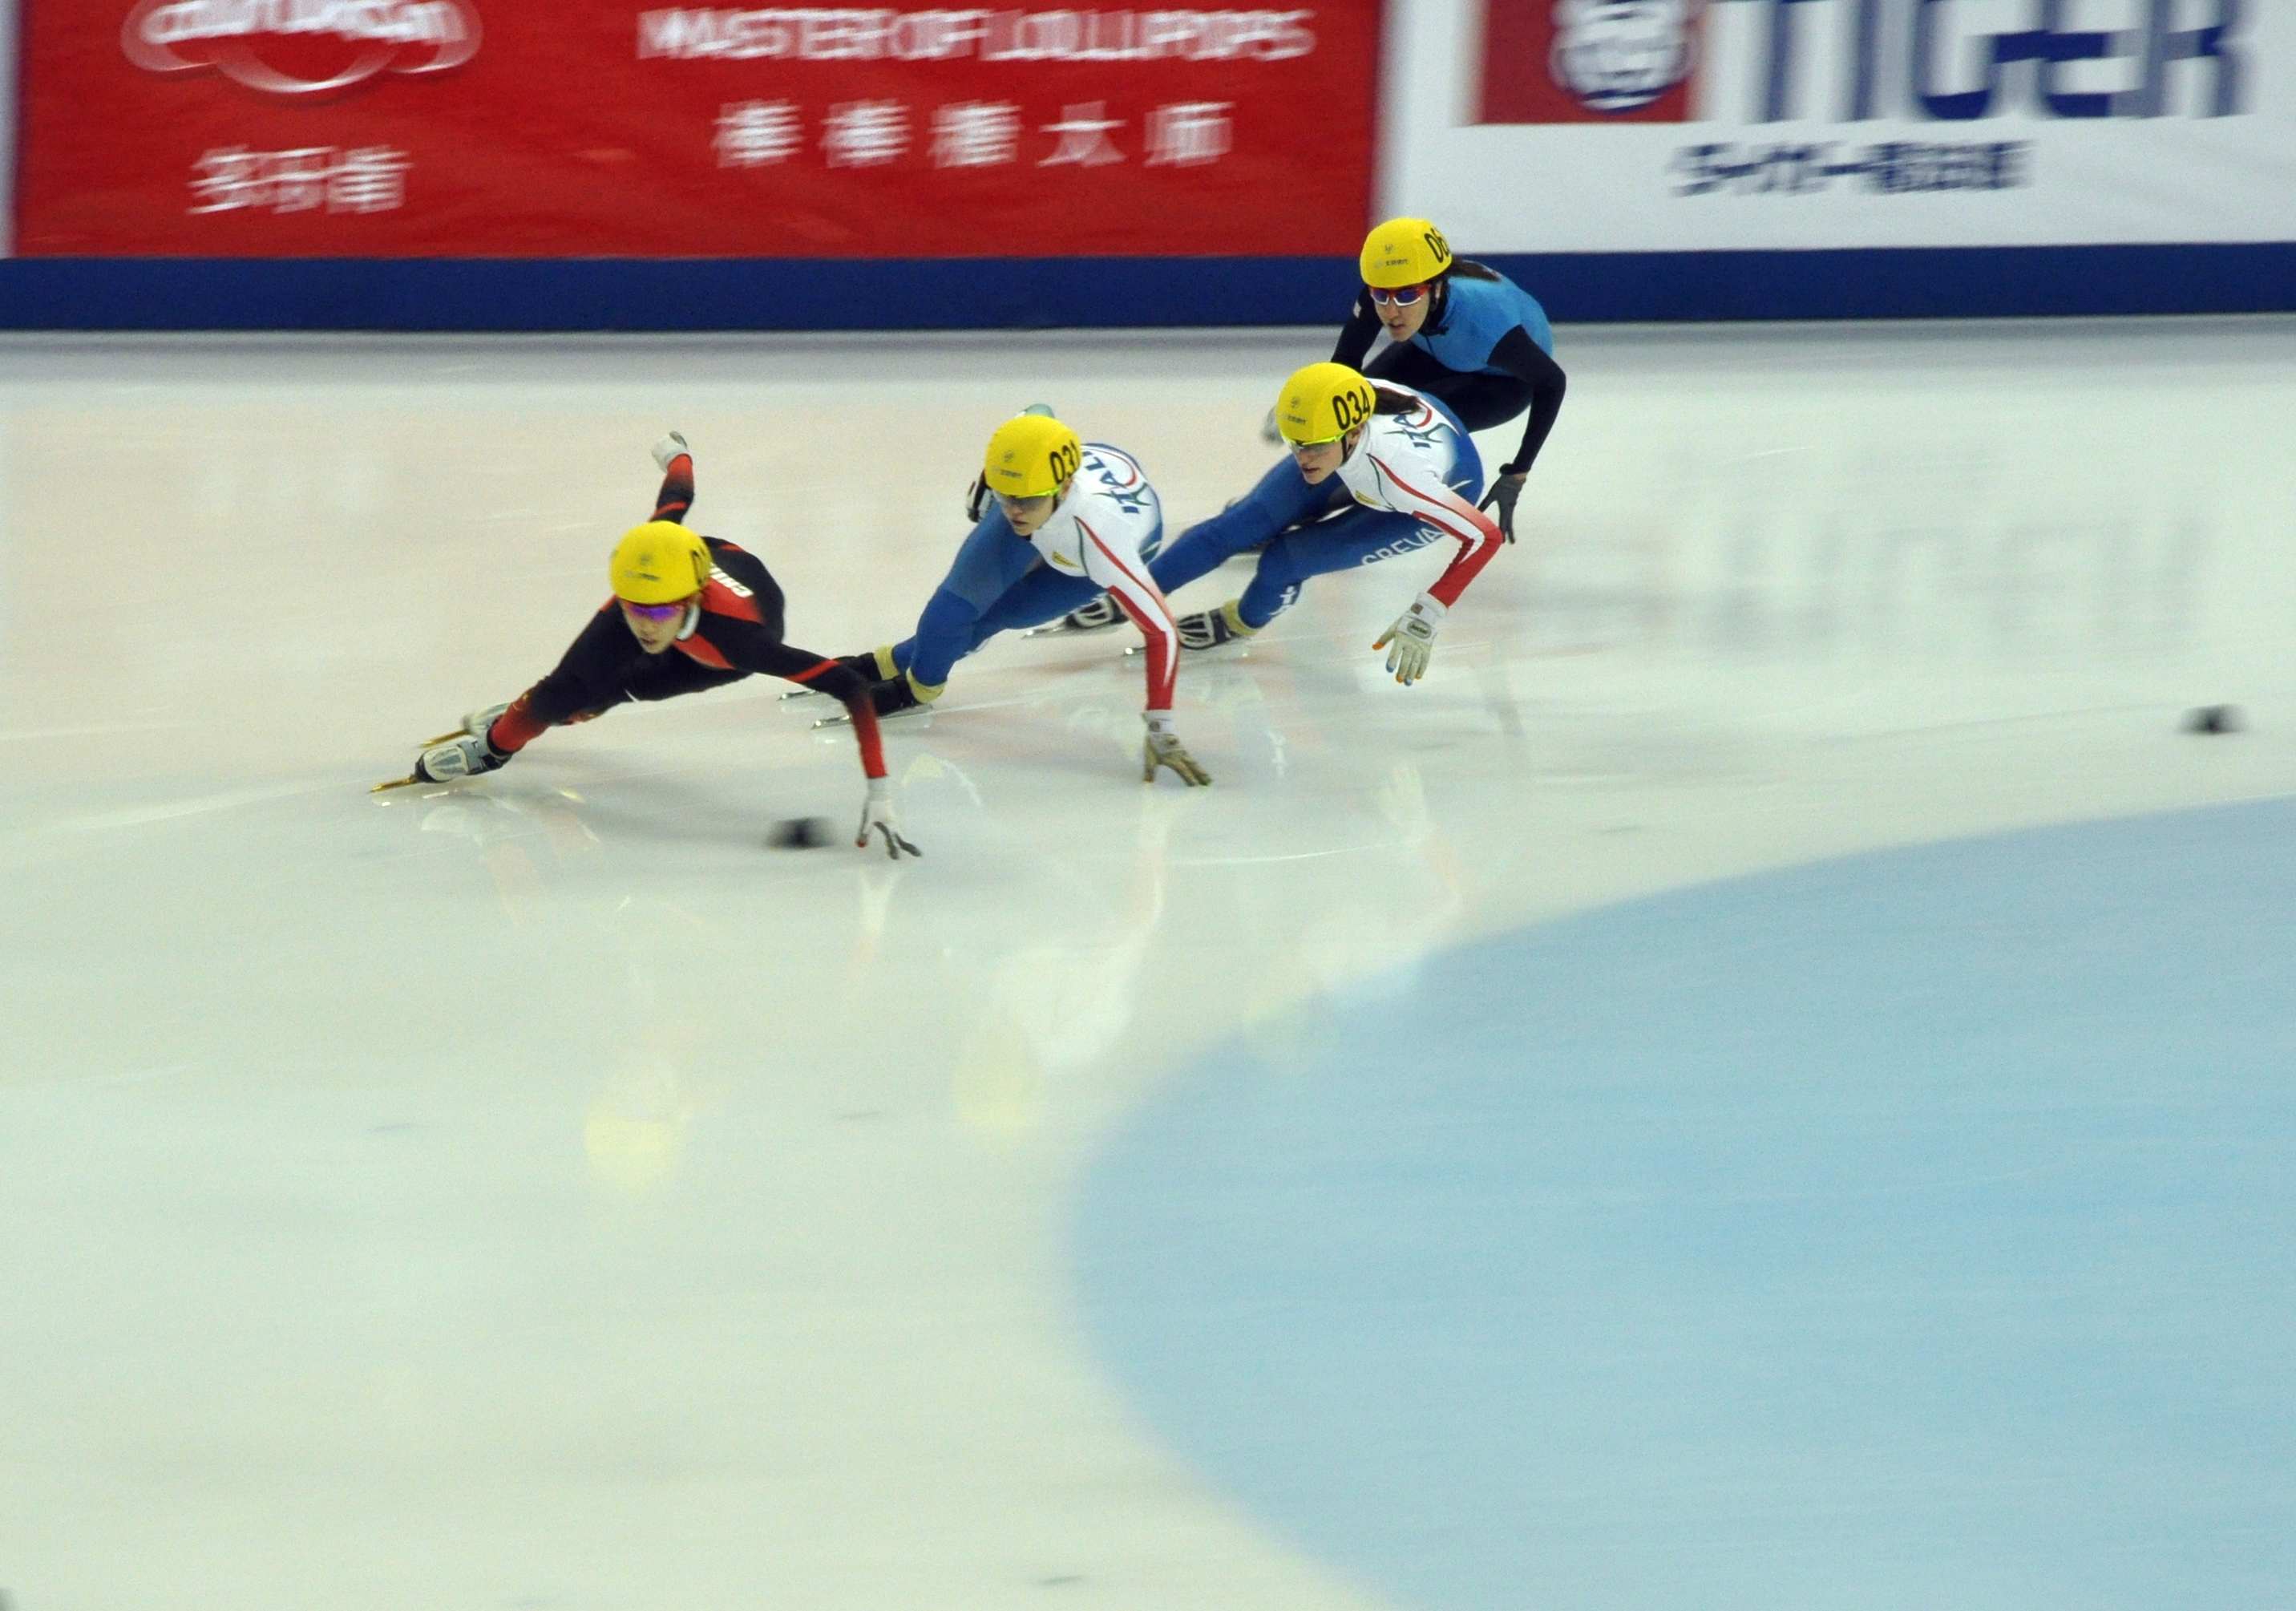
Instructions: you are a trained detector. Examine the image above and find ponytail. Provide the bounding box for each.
[1370,384,1421,417]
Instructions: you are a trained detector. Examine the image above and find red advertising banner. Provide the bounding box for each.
[14,4,1378,256]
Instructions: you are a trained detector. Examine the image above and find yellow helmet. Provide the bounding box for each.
[982,413,1084,501]
[608,520,711,605]
[1275,362,1377,447]
[1359,217,1453,289]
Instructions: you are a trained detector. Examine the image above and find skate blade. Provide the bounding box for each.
[815,705,933,731]
[1132,642,1249,657]
[418,727,467,746]
[779,686,831,702]
[370,773,428,792]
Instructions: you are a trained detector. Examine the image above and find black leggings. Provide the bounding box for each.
[1367,342,1532,434]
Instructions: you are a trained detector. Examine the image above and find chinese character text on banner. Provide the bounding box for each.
[15,5,1378,256]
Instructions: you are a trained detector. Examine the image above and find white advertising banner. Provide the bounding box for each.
[1379,1,2296,252]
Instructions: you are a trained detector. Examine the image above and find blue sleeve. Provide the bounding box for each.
[1514,285,1555,359]
[1486,328,1566,476]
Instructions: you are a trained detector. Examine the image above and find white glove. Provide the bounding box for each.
[1372,593,1446,686]
[1142,713,1211,787]
[855,777,921,860]
[651,431,690,471]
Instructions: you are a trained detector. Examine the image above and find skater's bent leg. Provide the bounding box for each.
[1430,372,1534,436]
[889,509,1045,687]
[1148,455,1340,597]
[1364,342,1453,391]
[1236,509,1433,627]
[489,609,644,752]
[975,568,1100,641]
[891,586,984,691]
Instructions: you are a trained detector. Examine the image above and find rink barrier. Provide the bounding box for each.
[2,245,2292,330]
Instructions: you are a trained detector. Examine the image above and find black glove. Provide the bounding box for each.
[1477,470,1527,543]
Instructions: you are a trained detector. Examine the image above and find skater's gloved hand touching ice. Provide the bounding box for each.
[1373,593,1445,686]
[856,778,921,860]
[1142,714,1211,787]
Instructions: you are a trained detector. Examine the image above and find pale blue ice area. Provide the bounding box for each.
[1075,799,2296,1610]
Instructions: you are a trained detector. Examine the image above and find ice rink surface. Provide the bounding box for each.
[2,318,2293,1609]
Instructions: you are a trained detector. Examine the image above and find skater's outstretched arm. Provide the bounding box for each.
[650,432,696,525]
[1077,519,1209,787]
[1363,451,1503,611]
[1329,293,1384,371]
[1361,451,1505,690]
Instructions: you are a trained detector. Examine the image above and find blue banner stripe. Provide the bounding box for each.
[4,244,2293,330]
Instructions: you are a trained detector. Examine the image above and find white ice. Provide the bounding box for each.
[2,319,2293,1609]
